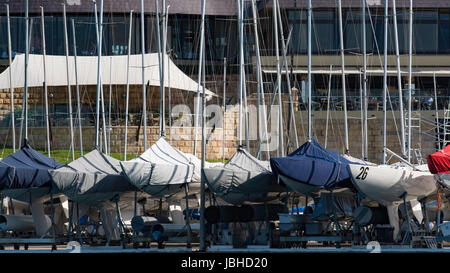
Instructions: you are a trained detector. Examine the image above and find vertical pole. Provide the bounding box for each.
[276,1,299,151]
[362,0,368,161]
[72,19,83,156]
[408,0,413,163]
[338,0,349,154]
[19,18,34,149]
[325,65,333,148]
[433,72,440,150]
[222,57,227,164]
[199,0,207,253]
[166,6,172,143]
[273,0,285,154]
[307,0,312,141]
[108,57,112,156]
[24,0,29,143]
[360,70,364,159]
[141,0,147,150]
[94,0,103,149]
[124,11,133,160]
[193,0,204,156]
[251,0,270,159]
[392,0,407,158]
[63,4,75,161]
[382,0,388,164]
[6,5,16,153]
[160,0,167,137]
[237,0,243,148]
[41,7,51,157]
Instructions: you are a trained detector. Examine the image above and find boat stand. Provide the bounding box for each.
[400,192,412,245]
[106,195,125,248]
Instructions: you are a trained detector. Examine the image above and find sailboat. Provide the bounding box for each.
[201,0,285,206]
[427,144,450,189]
[203,147,283,205]
[348,0,438,242]
[120,137,221,198]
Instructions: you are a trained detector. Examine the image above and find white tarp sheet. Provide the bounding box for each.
[202,148,283,205]
[0,53,215,98]
[120,137,222,197]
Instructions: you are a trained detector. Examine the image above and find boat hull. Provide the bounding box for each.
[438,173,450,189]
[348,164,436,205]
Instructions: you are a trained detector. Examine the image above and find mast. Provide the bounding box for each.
[433,72,440,150]
[241,0,250,152]
[141,0,147,150]
[6,5,16,152]
[72,19,83,156]
[108,56,112,156]
[41,7,51,157]
[24,0,29,144]
[338,0,349,154]
[63,4,75,161]
[362,0,368,160]
[166,5,171,143]
[199,0,207,253]
[392,0,407,158]
[94,0,103,149]
[382,0,388,164]
[160,0,167,137]
[325,65,333,148]
[222,57,227,164]
[273,0,285,155]
[124,11,134,160]
[276,0,298,151]
[407,0,413,162]
[307,0,312,141]
[237,0,244,148]
[193,0,206,155]
[251,0,270,158]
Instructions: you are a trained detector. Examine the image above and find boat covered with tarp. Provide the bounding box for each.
[49,149,140,241]
[120,137,221,198]
[202,148,284,205]
[270,139,360,196]
[0,141,63,202]
[49,149,136,205]
[427,144,450,189]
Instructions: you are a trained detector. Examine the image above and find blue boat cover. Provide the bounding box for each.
[270,139,359,190]
[0,142,63,190]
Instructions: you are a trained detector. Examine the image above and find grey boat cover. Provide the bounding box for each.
[0,142,63,202]
[120,137,219,197]
[49,149,136,206]
[202,148,283,205]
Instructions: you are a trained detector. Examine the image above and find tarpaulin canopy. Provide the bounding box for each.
[427,145,450,174]
[120,137,221,197]
[49,149,136,206]
[270,139,360,192]
[203,148,283,205]
[0,53,215,99]
[427,145,450,188]
[0,142,63,202]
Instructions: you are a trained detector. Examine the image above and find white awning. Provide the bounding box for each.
[0,53,215,98]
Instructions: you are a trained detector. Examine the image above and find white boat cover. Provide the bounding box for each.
[120,137,219,197]
[49,149,136,206]
[202,148,283,205]
[0,53,215,99]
